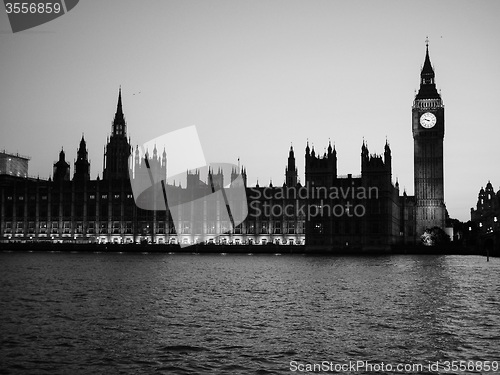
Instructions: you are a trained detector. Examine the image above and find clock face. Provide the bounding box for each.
[420,112,436,128]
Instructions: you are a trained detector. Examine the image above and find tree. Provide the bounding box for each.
[421,226,451,246]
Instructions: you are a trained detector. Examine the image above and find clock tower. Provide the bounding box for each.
[413,40,446,236]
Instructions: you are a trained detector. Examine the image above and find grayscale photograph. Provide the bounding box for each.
[1,1,499,374]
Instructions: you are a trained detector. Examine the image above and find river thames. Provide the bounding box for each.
[1,252,499,374]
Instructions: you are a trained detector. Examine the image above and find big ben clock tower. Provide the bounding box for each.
[413,39,446,236]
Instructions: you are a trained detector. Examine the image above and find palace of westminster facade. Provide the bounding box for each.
[0,44,448,250]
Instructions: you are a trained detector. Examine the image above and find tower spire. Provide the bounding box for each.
[117,86,123,115]
[112,87,126,136]
[103,88,132,180]
[416,39,440,100]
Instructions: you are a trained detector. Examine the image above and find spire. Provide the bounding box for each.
[416,38,440,99]
[112,87,126,136]
[74,135,90,181]
[54,147,70,181]
[421,37,434,77]
[305,140,310,155]
[117,86,123,115]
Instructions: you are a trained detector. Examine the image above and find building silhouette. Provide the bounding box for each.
[0,43,450,249]
[470,181,500,253]
[412,40,446,235]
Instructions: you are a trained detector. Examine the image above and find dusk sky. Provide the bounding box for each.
[1,1,499,222]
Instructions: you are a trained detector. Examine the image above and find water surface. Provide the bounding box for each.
[1,252,499,374]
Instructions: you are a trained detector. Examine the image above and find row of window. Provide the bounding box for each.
[4,194,135,200]
[3,220,306,235]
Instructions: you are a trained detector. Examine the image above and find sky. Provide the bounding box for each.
[1,0,499,222]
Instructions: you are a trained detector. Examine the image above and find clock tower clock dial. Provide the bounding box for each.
[412,41,446,237]
[419,112,436,128]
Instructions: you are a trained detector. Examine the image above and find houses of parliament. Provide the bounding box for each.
[0,44,449,250]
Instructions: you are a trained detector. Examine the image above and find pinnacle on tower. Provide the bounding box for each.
[112,87,126,136]
[416,39,440,100]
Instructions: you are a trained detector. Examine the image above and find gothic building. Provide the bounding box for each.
[471,182,500,236]
[470,182,500,255]
[412,40,446,235]
[303,139,400,250]
[0,43,449,249]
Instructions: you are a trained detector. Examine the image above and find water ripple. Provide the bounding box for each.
[1,253,499,374]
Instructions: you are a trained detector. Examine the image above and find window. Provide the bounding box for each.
[181,222,190,234]
[206,221,216,234]
[260,221,268,234]
[158,222,165,234]
[247,222,255,234]
[274,221,281,234]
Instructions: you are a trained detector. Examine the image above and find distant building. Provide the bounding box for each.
[0,151,30,178]
[470,181,500,253]
[0,43,450,249]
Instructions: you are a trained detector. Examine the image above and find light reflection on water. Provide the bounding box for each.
[1,252,499,374]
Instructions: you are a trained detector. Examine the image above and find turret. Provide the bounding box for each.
[53,148,70,182]
[74,134,90,181]
[384,139,392,171]
[285,145,298,187]
[103,87,132,180]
